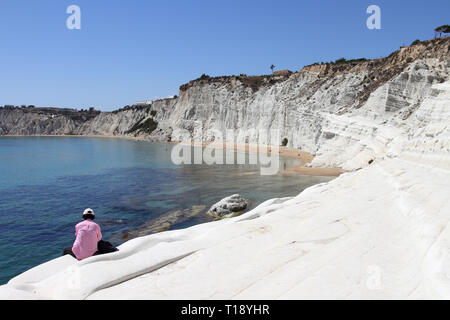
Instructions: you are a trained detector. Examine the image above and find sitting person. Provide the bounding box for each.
[63,208,118,260]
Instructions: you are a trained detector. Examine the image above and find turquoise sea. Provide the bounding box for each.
[0,137,333,284]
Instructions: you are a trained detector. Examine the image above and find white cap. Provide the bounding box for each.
[83,208,95,217]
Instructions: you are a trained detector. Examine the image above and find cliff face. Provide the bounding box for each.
[0,108,81,135]
[0,100,176,138]
[1,38,450,300]
[1,38,448,171]
[162,37,450,170]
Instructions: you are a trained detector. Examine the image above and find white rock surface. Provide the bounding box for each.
[1,147,449,299]
[0,39,449,299]
[1,79,449,299]
[2,40,448,166]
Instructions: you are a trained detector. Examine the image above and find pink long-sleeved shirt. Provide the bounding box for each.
[72,219,102,260]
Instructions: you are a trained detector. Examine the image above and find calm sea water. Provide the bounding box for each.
[0,137,333,284]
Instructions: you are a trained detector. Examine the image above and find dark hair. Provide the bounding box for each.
[83,214,95,220]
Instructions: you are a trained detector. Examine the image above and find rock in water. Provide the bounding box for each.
[208,194,248,217]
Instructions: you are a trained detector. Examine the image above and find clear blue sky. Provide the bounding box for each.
[0,0,448,111]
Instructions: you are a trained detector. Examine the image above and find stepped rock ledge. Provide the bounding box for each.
[0,38,449,299]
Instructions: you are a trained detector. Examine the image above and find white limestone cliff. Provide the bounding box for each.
[0,38,449,299]
[1,39,448,172]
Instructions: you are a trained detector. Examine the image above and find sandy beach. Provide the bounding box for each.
[183,141,345,177]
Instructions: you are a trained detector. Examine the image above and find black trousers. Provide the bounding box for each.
[62,240,117,259]
[62,246,76,258]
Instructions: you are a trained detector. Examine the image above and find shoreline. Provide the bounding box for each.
[4,155,447,299]
[0,134,148,141]
[1,134,346,177]
[0,134,337,287]
[179,141,346,177]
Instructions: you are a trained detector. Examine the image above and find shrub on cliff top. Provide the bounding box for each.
[434,25,450,38]
[126,117,158,135]
[333,57,368,65]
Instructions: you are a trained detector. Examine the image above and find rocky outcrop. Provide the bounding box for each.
[162,38,449,172]
[0,107,91,135]
[1,37,448,172]
[207,194,248,217]
[0,98,176,138]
